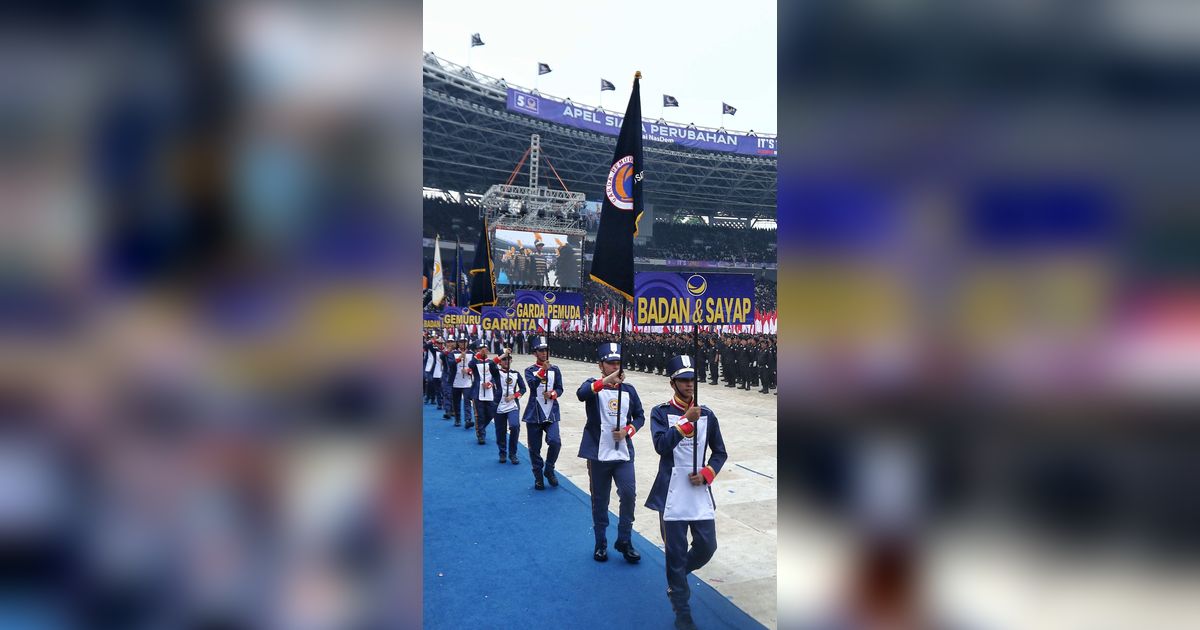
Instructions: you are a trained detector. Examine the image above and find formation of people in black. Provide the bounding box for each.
[553,331,777,394]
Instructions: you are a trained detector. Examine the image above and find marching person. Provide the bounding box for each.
[424,337,445,410]
[494,348,526,464]
[447,336,475,429]
[646,355,728,630]
[469,339,498,446]
[523,336,564,489]
[440,336,455,419]
[577,342,645,564]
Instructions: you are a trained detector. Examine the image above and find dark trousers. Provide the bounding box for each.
[759,367,771,392]
[423,373,433,401]
[473,400,496,440]
[428,377,443,405]
[526,421,561,476]
[450,388,473,423]
[659,516,717,615]
[709,363,719,385]
[587,459,636,545]
[495,409,520,456]
[440,376,453,412]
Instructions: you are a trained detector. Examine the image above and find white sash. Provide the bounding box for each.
[496,370,519,413]
[664,412,715,521]
[451,352,473,388]
[424,351,434,372]
[475,362,493,401]
[431,352,443,378]
[595,388,631,462]
[535,368,556,420]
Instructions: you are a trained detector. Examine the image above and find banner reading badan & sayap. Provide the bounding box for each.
[634,272,755,326]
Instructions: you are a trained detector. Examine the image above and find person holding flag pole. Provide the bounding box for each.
[646,353,727,630]
[580,71,647,565]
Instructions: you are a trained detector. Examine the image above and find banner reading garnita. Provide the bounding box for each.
[480,307,543,332]
[634,272,755,327]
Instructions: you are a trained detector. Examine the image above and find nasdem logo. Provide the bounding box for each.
[686,275,707,296]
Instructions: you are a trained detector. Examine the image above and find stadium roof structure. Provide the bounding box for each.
[423,53,777,221]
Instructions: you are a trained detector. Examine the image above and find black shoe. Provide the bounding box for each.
[724,383,735,388]
[674,612,697,630]
[477,437,486,445]
[442,414,451,419]
[499,454,507,463]
[593,543,608,562]
[545,470,559,487]
[464,421,474,429]
[760,389,768,393]
[453,420,461,426]
[614,540,641,564]
[509,454,519,465]
[534,476,545,491]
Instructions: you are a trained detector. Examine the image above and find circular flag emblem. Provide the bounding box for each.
[505,308,516,318]
[607,397,620,413]
[544,292,557,304]
[686,274,708,296]
[605,155,635,210]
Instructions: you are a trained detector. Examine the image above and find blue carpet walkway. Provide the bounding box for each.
[423,404,767,630]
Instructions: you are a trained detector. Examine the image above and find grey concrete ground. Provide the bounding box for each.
[521,350,779,629]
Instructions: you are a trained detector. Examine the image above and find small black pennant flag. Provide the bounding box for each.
[722,102,737,115]
[538,62,552,75]
[663,94,679,107]
[471,33,484,47]
[600,78,615,92]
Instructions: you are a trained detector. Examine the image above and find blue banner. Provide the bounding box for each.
[481,306,541,332]
[506,88,777,157]
[634,272,755,326]
[513,290,585,320]
[423,313,443,329]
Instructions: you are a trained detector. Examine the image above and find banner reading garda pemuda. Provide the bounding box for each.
[441,306,481,328]
[506,88,778,157]
[423,313,443,329]
[480,307,542,332]
[634,272,755,326]
[513,290,585,320]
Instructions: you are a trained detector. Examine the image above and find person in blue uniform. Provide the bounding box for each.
[646,354,728,630]
[493,348,526,464]
[469,339,498,446]
[522,336,563,489]
[424,337,445,409]
[439,335,456,419]
[577,342,645,564]
[446,336,475,428]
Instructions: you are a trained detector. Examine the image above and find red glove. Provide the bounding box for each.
[624,424,636,438]
[591,380,605,393]
[676,421,695,438]
[700,466,716,485]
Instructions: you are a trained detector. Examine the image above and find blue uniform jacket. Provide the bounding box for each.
[468,355,501,400]
[522,362,564,423]
[494,366,527,411]
[575,379,645,461]
[644,401,728,513]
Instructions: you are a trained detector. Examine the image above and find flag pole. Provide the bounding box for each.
[615,296,627,446]
[693,320,699,474]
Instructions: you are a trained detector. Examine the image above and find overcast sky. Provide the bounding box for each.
[423,0,777,135]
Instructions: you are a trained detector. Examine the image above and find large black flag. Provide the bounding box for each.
[589,72,643,301]
[468,217,497,311]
